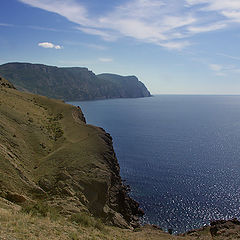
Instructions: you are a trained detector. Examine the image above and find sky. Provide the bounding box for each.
[1,0,240,94]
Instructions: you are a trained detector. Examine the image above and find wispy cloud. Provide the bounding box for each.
[63,41,107,50]
[209,64,226,76]
[209,63,240,76]
[187,23,227,33]
[0,23,14,27]
[209,64,223,72]
[0,22,70,33]
[19,0,89,25]
[217,53,240,61]
[186,0,240,22]
[38,42,63,49]
[157,41,191,50]
[19,0,240,50]
[98,58,113,63]
[76,27,118,42]
[28,25,63,32]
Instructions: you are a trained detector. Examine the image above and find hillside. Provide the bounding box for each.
[0,62,151,101]
[0,76,143,229]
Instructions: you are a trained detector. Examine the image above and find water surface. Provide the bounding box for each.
[69,95,240,233]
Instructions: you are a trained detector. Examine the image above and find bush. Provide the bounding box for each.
[21,201,59,220]
[70,213,105,231]
[69,232,79,240]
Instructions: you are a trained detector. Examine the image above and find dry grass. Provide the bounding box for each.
[0,203,214,240]
[0,206,107,240]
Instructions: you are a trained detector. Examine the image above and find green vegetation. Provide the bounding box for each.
[0,62,151,101]
[46,115,64,140]
[70,213,105,231]
[21,201,60,220]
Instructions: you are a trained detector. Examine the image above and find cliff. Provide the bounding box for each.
[0,76,143,228]
[97,73,151,98]
[0,62,151,101]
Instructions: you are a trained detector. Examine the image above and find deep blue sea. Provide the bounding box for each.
[69,95,240,233]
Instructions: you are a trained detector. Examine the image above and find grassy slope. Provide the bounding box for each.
[0,197,213,240]
[0,81,135,226]
[0,84,93,196]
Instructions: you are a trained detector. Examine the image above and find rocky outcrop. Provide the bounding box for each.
[0,62,151,101]
[182,219,240,239]
[0,76,15,89]
[209,219,240,238]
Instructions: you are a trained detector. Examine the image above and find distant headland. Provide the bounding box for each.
[0,62,151,101]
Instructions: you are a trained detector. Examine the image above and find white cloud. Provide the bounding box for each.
[187,23,227,33]
[222,10,240,23]
[76,27,118,42]
[209,63,240,76]
[19,0,89,25]
[209,64,226,76]
[186,0,240,22]
[18,0,240,50]
[209,64,223,72]
[98,58,113,63]
[157,41,191,50]
[38,42,63,49]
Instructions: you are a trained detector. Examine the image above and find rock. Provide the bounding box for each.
[0,197,21,211]
[57,171,72,181]
[62,187,75,197]
[6,192,28,203]
[210,219,240,237]
[38,178,52,191]
[111,211,132,229]
[0,76,16,89]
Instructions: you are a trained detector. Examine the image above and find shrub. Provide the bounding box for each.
[21,201,59,220]
[69,232,79,240]
[70,213,105,231]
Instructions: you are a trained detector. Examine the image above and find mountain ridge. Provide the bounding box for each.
[0,62,151,101]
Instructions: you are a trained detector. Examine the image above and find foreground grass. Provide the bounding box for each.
[0,207,110,240]
[1,201,207,240]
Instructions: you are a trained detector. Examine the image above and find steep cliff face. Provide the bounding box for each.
[0,78,143,228]
[97,73,151,98]
[0,62,151,101]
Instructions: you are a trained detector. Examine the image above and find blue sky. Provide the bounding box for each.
[1,0,240,94]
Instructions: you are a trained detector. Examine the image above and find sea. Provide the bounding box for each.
[69,95,240,234]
